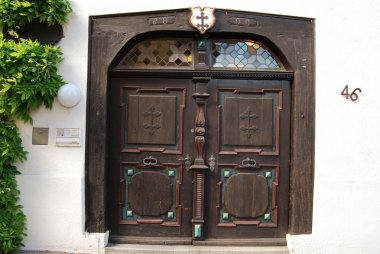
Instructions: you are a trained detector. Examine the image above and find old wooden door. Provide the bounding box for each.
[108,37,291,244]
[108,77,195,243]
[202,79,290,242]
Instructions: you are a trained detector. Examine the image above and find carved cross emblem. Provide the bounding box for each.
[189,7,216,34]
[143,106,161,135]
[240,106,259,139]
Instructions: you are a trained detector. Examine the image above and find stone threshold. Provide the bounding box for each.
[106,244,290,254]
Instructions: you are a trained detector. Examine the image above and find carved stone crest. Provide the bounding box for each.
[189,7,216,34]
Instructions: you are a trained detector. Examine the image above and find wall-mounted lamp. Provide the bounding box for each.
[57,83,81,108]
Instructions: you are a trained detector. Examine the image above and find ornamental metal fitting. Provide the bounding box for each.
[142,156,158,166]
[241,157,257,168]
[189,7,216,34]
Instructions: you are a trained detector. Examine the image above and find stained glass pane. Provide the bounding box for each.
[119,39,194,68]
[212,40,280,70]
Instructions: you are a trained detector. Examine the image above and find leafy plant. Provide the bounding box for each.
[0,0,72,29]
[0,36,65,252]
[0,119,27,253]
[0,1,71,253]
[0,38,65,123]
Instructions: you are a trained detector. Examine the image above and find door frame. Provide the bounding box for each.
[85,8,315,235]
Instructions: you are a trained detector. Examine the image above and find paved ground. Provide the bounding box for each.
[14,245,290,254]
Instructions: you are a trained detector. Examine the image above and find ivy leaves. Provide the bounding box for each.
[0,119,27,253]
[0,120,27,166]
[0,38,62,251]
[0,0,72,29]
[0,164,26,253]
[0,0,71,252]
[0,38,65,123]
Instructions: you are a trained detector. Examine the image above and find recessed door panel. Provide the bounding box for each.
[121,86,186,154]
[127,95,177,145]
[223,97,273,146]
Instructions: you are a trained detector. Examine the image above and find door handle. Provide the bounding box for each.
[142,156,158,166]
[241,157,258,168]
[208,154,216,172]
[179,154,192,171]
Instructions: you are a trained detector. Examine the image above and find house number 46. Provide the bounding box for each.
[341,85,362,102]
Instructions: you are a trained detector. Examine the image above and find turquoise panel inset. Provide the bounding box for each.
[167,212,174,219]
[224,170,231,178]
[194,224,202,238]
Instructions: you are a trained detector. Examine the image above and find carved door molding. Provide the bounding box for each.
[86,8,315,239]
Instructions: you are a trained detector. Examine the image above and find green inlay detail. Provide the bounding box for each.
[198,40,206,48]
[127,169,134,176]
[168,170,175,177]
[194,224,202,238]
[264,213,271,220]
[167,211,174,219]
[222,212,229,220]
[265,172,272,178]
[126,210,133,217]
[224,170,231,178]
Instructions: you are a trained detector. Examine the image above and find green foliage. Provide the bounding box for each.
[0,0,72,29]
[0,119,27,253]
[0,35,64,252]
[0,1,70,253]
[0,38,65,123]
[0,118,27,165]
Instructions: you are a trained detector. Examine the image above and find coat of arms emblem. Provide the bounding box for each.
[189,7,216,34]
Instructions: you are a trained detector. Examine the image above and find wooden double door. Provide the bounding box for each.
[108,76,290,243]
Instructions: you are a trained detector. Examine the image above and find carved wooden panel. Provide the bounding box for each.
[216,164,278,227]
[224,173,268,218]
[127,95,176,145]
[218,89,282,155]
[129,171,172,216]
[224,97,273,146]
[119,162,182,226]
[121,87,186,154]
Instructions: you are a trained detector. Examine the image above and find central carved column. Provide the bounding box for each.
[190,77,210,239]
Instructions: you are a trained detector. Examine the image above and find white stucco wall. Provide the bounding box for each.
[16,0,380,253]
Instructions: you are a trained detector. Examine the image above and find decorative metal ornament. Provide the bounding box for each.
[208,154,216,172]
[142,156,158,166]
[189,7,216,34]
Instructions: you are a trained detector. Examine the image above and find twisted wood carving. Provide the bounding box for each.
[190,77,210,239]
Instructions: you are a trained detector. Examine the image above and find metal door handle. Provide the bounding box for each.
[208,154,216,172]
[142,156,158,166]
[179,154,192,171]
[241,157,257,168]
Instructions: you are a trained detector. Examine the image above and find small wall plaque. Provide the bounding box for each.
[32,127,49,145]
[56,128,81,147]
[148,16,176,26]
[228,17,258,27]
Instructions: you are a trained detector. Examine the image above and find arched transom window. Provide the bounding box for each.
[211,40,280,69]
[117,37,281,70]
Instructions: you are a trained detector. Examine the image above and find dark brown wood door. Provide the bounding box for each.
[202,79,290,241]
[108,77,290,243]
[108,77,195,242]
